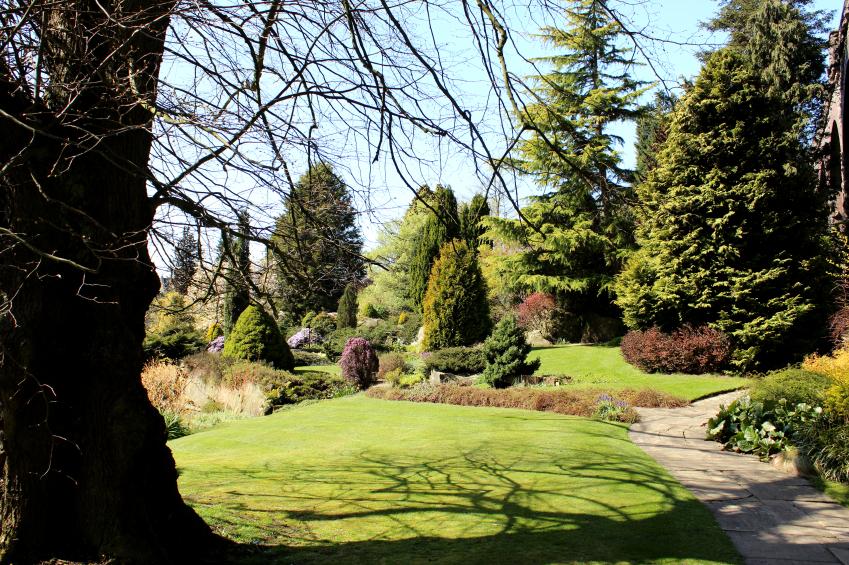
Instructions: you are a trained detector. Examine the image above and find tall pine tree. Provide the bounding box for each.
[170,226,198,295]
[485,0,643,335]
[223,211,251,336]
[272,163,364,319]
[408,184,460,310]
[615,50,832,371]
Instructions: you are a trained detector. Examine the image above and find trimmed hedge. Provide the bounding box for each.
[423,346,485,375]
[621,326,731,374]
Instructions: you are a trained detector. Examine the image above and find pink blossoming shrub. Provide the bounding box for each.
[340,337,379,389]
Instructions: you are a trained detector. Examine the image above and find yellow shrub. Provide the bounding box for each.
[803,348,849,421]
[141,361,190,413]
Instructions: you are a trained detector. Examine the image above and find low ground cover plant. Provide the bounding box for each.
[621,325,731,374]
[367,383,686,421]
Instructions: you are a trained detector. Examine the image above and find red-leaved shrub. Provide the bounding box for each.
[620,326,732,374]
[517,292,557,338]
[340,337,379,389]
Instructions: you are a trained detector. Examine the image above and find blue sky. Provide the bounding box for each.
[356,0,843,249]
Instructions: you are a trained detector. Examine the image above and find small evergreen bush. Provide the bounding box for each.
[620,326,731,374]
[310,312,337,338]
[378,353,408,381]
[205,322,224,343]
[423,346,486,375]
[750,368,831,408]
[337,284,358,329]
[143,327,205,361]
[340,337,379,389]
[481,315,541,388]
[222,305,295,370]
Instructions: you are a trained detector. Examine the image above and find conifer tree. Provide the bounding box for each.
[485,0,643,330]
[272,163,364,319]
[170,226,198,295]
[336,283,358,329]
[408,185,460,310]
[635,92,677,185]
[223,211,251,336]
[459,193,491,249]
[615,50,832,371]
[481,315,541,388]
[422,240,491,350]
[223,305,294,370]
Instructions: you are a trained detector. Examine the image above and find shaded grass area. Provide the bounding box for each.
[532,344,749,401]
[812,475,849,508]
[294,364,340,376]
[173,396,740,564]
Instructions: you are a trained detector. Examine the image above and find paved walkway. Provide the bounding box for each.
[630,392,849,564]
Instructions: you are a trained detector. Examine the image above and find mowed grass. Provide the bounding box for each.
[172,396,740,564]
[532,344,749,401]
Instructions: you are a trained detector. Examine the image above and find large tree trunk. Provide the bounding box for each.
[0,2,213,562]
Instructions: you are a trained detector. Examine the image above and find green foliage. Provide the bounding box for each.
[144,291,204,360]
[170,226,198,295]
[161,409,190,440]
[422,240,491,350]
[222,210,251,336]
[423,347,486,375]
[309,312,337,338]
[205,322,223,343]
[481,316,541,388]
[707,395,823,459]
[409,185,460,310]
[704,0,827,139]
[458,193,490,249]
[615,50,832,372]
[794,417,849,483]
[337,284,358,329]
[223,305,295,370]
[271,163,364,319]
[635,92,677,184]
[750,368,832,407]
[485,2,643,330]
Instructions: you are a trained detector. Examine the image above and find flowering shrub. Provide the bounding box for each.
[207,335,225,353]
[340,337,379,389]
[593,394,639,423]
[517,292,558,338]
[620,326,731,374]
[287,327,321,349]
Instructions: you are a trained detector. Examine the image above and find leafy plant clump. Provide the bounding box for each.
[749,368,831,408]
[620,326,731,374]
[593,394,639,424]
[340,337,379,389]
[707,395,822,460]
[144,327,205,362]
[222,305,295,370]
[481,315,541,388]
[422,346,486,375]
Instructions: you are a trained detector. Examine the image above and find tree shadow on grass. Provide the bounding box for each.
[186,446,745,565]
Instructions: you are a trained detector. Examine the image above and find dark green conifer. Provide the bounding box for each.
[408,185,460,310]
[222,305,295,370]
[336,284,358,329]
[481,315,541,388]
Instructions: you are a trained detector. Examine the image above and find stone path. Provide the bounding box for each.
[630,391,849,564]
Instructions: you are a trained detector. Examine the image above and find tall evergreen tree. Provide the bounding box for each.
[634,92,677,185]
[704,0,827,140]
[459,193,491,249]
[408,184,460,310]
[422,240,491,350]
[170,226,198,295]
[615,50,832,371]
[336,283,358,329]
[272,163,364,319]
[223,211,251,336]
[485,0,643,330]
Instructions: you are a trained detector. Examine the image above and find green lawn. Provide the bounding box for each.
[532,345,749,401]
[294,364,340,376]
[173,396,740,564]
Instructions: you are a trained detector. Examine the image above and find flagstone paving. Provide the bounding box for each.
[631,392,849,564]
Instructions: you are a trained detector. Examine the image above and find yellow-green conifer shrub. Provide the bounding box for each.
[222,305,294,370]
[422,240,491,351]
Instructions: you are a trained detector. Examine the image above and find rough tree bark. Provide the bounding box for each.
[0,2,212,563]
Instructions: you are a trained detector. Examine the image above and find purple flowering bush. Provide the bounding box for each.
[340,337,379,390]
[287,327,321,349]
[207,335,225,353]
